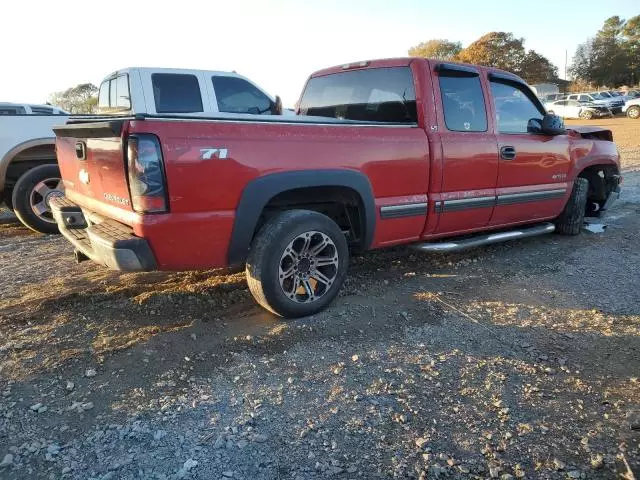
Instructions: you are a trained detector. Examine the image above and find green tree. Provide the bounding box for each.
[569,15,637,86]
[568,39,595,82]
[520,50,559,83]
[622,15,640,84]
[408,39,462,60]
[456,32,526,74]
[49,83,98,114]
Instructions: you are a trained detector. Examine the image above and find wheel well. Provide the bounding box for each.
[5,144,57,191]
[258,186,366,248]
[578,164,619,211]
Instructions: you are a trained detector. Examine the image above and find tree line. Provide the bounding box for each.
[49,83,98,114]
[409,14,639,88]
[408,33,558,84]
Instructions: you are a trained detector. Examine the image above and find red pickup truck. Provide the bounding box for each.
[51,58,621,317]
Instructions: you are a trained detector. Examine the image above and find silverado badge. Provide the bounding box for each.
[103,193,130,206]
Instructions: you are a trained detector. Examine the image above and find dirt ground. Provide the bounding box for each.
[0,118,639,480]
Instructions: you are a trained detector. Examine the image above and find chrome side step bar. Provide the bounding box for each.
[413,222,555,253]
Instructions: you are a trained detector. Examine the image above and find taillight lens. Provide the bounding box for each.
[126,134,168,213]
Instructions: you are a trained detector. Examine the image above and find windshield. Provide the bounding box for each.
[588,93,605,100]
[599,92,612,98]
[298,67,417,123]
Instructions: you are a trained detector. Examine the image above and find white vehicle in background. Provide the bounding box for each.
[0,103,68,233]
[544,99,611,120]
[566,92,624,114]
[1,68,290,233]
[97,67,286,116]
[623,98,640,119]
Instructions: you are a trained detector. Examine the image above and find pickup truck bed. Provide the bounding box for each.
[51,57,622,317]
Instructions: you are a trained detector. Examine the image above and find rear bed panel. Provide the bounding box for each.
[128,118,431,250]
[55,115,431,269]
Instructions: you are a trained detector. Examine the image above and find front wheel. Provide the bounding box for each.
[246,210,349,318]
[627,106,640,119]
[11,164,63,234]
[554,177,588,235]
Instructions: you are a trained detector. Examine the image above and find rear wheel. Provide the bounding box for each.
[246,209,349,318]
[11,165,63,234]
[554,177,588,235]
[627,105,640,119]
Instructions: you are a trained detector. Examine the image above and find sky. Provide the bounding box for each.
[1,0,638,108]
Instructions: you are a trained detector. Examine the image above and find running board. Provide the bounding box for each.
[413,223,556,253]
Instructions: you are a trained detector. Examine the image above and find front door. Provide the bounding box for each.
[488,79,571,226]
[431,64,499,234]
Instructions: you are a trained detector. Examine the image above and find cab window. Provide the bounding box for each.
[298,67,417,123]
[489,80,544,134]
[98,74,131,112]
[152,73,203,113]
[438,74,487,132]
[212,76,272,114]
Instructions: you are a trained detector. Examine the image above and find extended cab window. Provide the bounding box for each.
[298,67,417,123]
[438,74,487,132]
[489,81,544,134]
[98,74,131,112]
[152,73,203,113]
[212,76,272,114]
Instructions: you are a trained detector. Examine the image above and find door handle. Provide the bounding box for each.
[500,146,516,160]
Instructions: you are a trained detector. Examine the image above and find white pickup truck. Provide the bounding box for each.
[0,102,69,233]
[1,68,285,233]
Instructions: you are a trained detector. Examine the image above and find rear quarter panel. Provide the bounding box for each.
[129,118,430,267]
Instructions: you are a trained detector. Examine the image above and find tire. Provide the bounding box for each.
[627,106,640,119]
[579,110,593,120]
[246,209,349,318]
[554,177,588,235]
[11,164,63,234]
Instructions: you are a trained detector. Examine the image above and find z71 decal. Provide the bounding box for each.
[200,148,228,160]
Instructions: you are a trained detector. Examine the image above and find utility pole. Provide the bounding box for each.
[564,49,567,80]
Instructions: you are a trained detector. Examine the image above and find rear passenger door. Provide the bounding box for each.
[432,63,498,234]
[566,100,582,118]
[488,75,571,226]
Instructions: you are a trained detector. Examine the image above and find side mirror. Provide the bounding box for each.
[527,118,543,133]
[540,113,566,136]
[271,95,283,115]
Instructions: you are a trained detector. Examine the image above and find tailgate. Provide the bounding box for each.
[54,120,133,211]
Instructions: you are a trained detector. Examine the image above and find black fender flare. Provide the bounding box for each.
[227,169,376,265]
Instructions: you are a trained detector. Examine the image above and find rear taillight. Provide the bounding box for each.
[126,134,168,213]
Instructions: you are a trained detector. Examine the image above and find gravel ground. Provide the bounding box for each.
[0,120,639,479]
